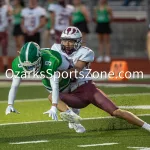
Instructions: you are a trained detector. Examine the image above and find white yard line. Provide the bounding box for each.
[9,140,48,145]
[119,105,150,109]
[0,82,43,87]
[83,114,150,121]
[0,98,48,103]
[78,143,118,147]
[0,120,59,126]
[0,82,150,88]
[0,114,150,126]
[0,93,150,103]
[96,83,150,88]
[128,147,150,150]
[109,93,150,97]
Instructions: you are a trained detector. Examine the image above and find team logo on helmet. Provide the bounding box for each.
[65,27,76,35]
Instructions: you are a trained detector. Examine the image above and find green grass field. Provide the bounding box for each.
[0,84,150,150]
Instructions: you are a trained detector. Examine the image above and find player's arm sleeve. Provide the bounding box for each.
[58,54,70,70]
[8,77,21,105]
[49,72,59,104]
[79,49,95,62]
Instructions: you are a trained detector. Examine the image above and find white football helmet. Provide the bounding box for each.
[60,26,82,54]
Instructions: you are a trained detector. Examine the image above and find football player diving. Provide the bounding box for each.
[5,41,81,123]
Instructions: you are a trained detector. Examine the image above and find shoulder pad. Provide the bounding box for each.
[77,46,94,62]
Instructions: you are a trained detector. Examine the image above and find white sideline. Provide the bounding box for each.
[0,114,150,126]
[0,82,150,88]
[78,143,118,147]
[0,93,150,103]
[9,140,48,145]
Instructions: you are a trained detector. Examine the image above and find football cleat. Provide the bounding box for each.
[60,110,82,124]
[68,122,74,129]
[68,123,86,133]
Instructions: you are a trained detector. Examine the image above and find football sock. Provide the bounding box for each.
[72,108,80,115]
[65,109,71,113]
[142,122,150,131]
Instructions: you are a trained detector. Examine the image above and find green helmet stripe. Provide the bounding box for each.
[25,42,32,61]
[19,42,41,74]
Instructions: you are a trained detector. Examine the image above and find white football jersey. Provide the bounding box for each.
[48,4,74,31]
[58,54,70,70]
[0,5,8,32]
[51,44,95,83]
[21,6,46,32]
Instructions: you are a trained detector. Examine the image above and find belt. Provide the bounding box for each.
[70,80,90,92]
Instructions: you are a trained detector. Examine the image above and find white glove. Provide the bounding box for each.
[5,105,20,115]
[50,29,55,35]
[43,106,58,121]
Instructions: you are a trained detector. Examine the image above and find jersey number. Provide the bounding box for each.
[28,16,36,28]
[58,14,68,25]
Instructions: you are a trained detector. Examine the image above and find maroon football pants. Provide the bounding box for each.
[59,81,118,115]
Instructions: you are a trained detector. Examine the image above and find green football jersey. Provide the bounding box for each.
[72,9,85,24]
[12,48,70,92]
[96,7,110,23]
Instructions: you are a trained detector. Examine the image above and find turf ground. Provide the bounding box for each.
[0,83,150,150]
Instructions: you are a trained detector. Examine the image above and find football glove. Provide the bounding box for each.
[5,105,20,115]
[43,106,58,121]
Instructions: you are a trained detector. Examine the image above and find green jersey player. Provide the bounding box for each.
[5,42,81,122]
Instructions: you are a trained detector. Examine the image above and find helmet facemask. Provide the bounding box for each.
[74,38,82,50]
[19,57,41,74]
[61,38,82,55]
